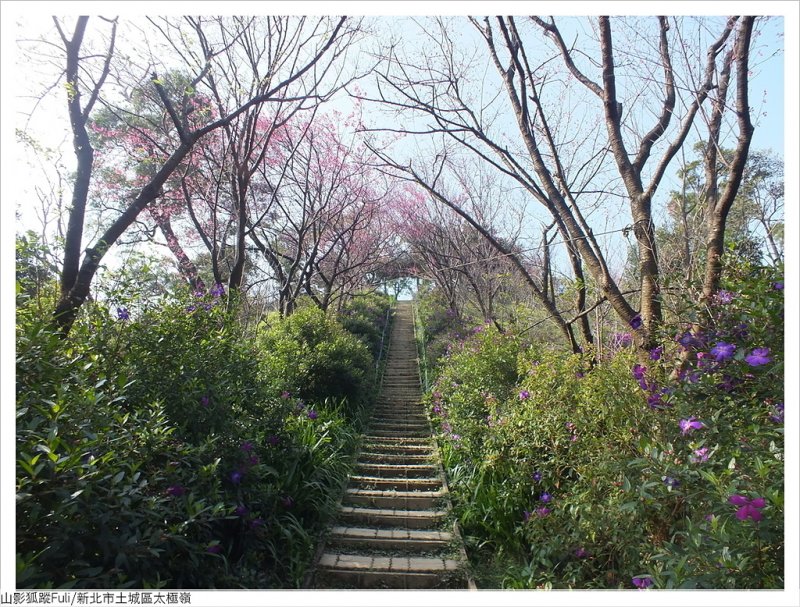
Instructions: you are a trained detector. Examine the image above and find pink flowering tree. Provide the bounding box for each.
[245,112,400,314]
[88,70,220,292]
[47,16,360,335]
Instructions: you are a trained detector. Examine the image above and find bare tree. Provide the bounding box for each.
[363,15,757,351]
[51,16,117,306]
[47,15,355,335]
[697,17,756,300]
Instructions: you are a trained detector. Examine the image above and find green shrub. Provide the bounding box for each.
[16,288,381,589]
[258,304,373,414]
[338,292,392,358]
[16,318,234,588]
[422,262,783,589]
[119,289,269,440]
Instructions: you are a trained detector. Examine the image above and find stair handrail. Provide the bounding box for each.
[374,302,394,383]
[412,300,430,392]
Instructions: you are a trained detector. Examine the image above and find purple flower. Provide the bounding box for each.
[534,507,551,517]
[210,283,225,297]
[532,471,543,482]
[745,347,772,367]
[629,314,642,330]
[575,371,584,379]
[230,470,243,485]
[247,454,259,466]
[647,393,666,409]
[267,434,280,446]
[116,306,130,321]
[307,410,318,420]
[717,375,737,391]
[186,304,197,312]
[710,341,736,362]
[281,496,295,509]
[690,447,710,463]
[663,476,680,488]
[773,281,783,291]
[194,289,206,299]
[519,390,530,400]
[206,544,223,554]
[539,492,553,503]
[234,505,249,516]
[281,391,291,399]
[240,441,254,453]
[649,346,663,361]
[632,576,653,589]
[166,485,186,497]
[523,510,532,522]
[632,364,647,381]
[732,323,749,339]
[679,417,705,435]
[565,422,576,431]
[678,332,703,349]
[729,494,766,522]
[770,403,784,424]
[574,548,589,558]
[714,290,734,304]
[200,395,210,408]
[432,405,442,415]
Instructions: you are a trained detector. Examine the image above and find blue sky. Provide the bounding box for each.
[1,3,798,603]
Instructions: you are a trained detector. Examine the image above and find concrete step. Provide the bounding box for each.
[338,506,449,528]
[369,422,430,432]
[366,429,431,438]
[370,408,427,415]
[356,462,439,478]
[343,487,445,509]
[315,553,464,589]
[361,442,434,455]
[325,525,453,551]
[368,417,429,426]
[349,475,443,491]
[361,435,432,446]
[358,452,432,464]
[378,397,423,402]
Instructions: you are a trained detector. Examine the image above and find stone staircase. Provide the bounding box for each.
[307,301,474,589]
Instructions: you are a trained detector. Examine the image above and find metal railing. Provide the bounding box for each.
[412,300,430,392]
[374,303,394,384]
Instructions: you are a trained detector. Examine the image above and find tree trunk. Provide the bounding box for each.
[701,17,755,301]
[53,141,195,335]
[153,211,206,291]
[58,17,95,300]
